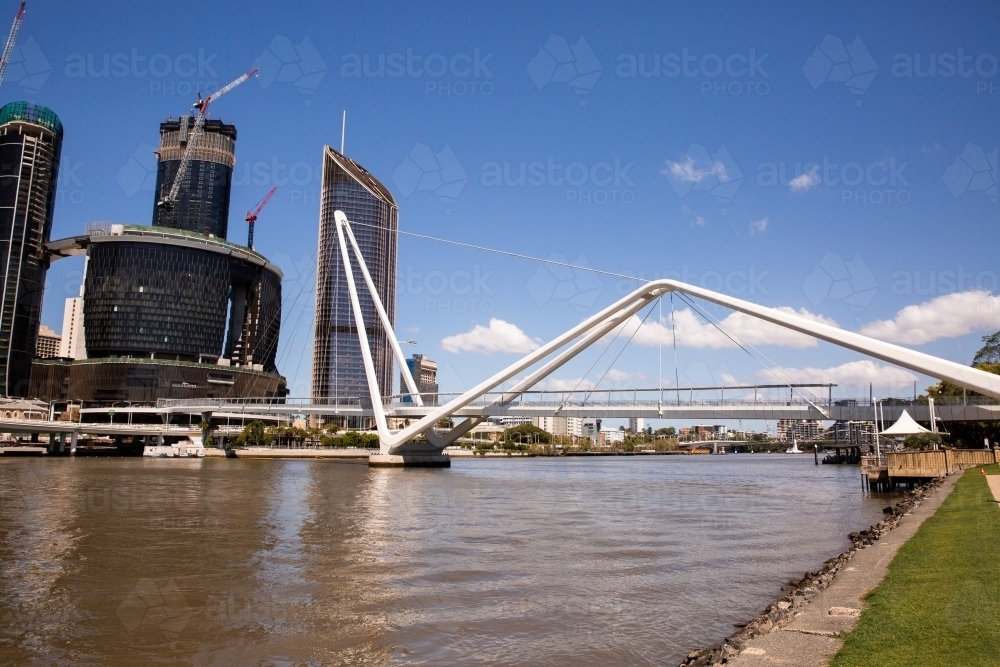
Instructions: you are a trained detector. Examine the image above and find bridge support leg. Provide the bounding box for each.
[70,431,78,455]
[369,452,451,468]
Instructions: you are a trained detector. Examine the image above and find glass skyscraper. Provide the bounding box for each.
[0,102,62,396]
[313,146,398,404]
[152,117,235,239]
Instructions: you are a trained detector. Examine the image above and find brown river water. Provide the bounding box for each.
[0,455,885,666]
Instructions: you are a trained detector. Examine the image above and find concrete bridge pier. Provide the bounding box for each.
[369,443,450,468]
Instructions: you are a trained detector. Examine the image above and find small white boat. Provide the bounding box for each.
[143,437,205,458]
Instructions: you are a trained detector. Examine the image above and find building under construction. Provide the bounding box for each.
[152,117,236,238]
[0,102,62,397]
[31,106,286,404]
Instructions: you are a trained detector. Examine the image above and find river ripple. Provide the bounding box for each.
[0,455,885,666]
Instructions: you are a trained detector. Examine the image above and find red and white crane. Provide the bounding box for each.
[157,67,258,209]
[245,185,277,249]
[0,1,26,89]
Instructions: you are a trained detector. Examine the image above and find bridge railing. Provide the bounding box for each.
[156,389,1000,411]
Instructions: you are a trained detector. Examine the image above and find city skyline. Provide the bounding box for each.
[19,1,999,423]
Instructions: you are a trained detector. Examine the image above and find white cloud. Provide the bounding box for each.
[662,155,727,182]
[859,290,1000,345]
[441,318,542,355]
[613,307,839,349]
[536,377,596,391]
[607,369,644,384]
[759,360,918,388]
[750,217,768,234]
[789,166,820,191]
[695,215,706,227]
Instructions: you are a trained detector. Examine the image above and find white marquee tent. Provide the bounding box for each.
[880,409,932,436]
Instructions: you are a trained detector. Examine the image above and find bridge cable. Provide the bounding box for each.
[673,292,826,412]
[557,306,637,405]
[658,298,662,398]
[347,220,639,281]
[580,301,657,405]
[344,219,829,412]
[675,291,816,401]
[670,293,680,405]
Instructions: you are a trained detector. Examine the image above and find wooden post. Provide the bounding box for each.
[944,448,951,475]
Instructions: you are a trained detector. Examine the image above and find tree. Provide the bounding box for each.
[973,331,1000,365]
[503,424,550,445]
[235,420,268,448]
[920,334,1000,448]
[904,432,943,450]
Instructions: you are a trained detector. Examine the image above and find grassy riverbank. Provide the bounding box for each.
[831,463,1000,667]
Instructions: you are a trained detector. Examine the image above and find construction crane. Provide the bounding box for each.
[245,186,277,249]
[157,67,258,209]
[0,2,25,89]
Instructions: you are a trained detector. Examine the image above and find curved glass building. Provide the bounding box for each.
[313,146,398,404]
[38,225,286,403]
[0,102,62,396]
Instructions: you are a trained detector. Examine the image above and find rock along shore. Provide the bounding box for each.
[677,477,945,667]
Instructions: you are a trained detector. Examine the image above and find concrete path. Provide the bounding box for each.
[987,473,1000,504]
[729,472,962,667]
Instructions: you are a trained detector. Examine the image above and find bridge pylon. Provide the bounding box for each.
[331,210,1000,466]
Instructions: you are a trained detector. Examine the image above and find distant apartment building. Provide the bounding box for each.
[581,418,601,441]
[628,417,645,433]
[35,325,60,359]
[777,419,825,443]
[600,429,624,445]
[400,353,438,405]
[58,295,86,359]
[533,416,582,437]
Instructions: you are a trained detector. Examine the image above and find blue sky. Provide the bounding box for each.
[16,0,1000,423]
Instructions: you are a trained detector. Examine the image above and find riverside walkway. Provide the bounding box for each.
[725,464,1000,667]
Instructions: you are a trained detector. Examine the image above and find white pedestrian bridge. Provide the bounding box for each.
[15,211,999,465]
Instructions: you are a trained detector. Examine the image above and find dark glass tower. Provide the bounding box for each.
[0,102,62,396]
[152,117,235,239]
[313,146,398,403]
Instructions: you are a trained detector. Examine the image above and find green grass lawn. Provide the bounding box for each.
[831,463,1000,667]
